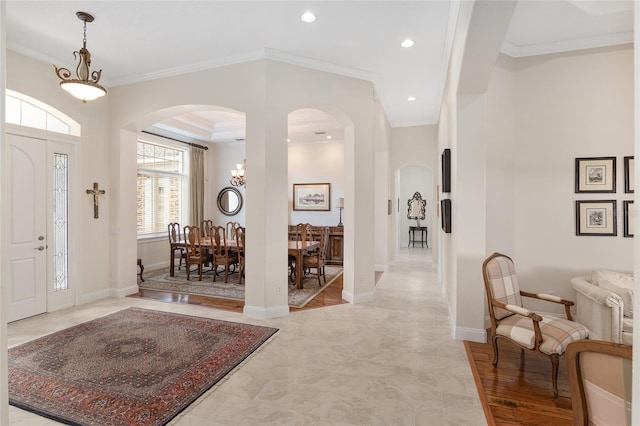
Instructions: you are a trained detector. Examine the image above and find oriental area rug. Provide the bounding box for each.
[8,307,278,426]
[140,266,343,308]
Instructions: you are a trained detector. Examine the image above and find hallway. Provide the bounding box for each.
[8,248,484,425]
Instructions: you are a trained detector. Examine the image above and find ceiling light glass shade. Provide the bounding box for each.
[60,80,106,102]
[301,12,317,23]
[54,12,106,103]
[408,96,417,101]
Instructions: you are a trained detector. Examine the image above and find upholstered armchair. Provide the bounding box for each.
[482,252,589,397]
[566,340,632,426]
[571,270,633,346]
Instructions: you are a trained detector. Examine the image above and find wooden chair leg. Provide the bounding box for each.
[491,335,500,366]
[550,354,559,398]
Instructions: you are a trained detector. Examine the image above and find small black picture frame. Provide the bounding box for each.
[624,156,634,194]
[624,200,634,238]
[575,157,616,193]
[575,200,617,236]
[441,149,451,193]
[441,199,451,233]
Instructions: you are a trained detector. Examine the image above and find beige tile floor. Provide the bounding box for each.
[8,248,485,425]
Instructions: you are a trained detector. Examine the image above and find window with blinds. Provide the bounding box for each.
[137,140,187,236]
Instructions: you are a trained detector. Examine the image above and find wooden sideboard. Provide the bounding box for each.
[288,225,343,266]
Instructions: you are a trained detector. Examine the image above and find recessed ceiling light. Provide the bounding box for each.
[408,96,417,102]
[287,138,290,142]
[327,135,332,140]
[301,11,316,23]
[401,39,415,48]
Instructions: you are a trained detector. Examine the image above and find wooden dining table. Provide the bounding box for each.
[170,237,238,277]
[288,240,320,289]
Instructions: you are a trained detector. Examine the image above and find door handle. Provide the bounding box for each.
[34,246,45,251]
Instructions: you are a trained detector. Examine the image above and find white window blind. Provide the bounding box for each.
[137,140,187,236]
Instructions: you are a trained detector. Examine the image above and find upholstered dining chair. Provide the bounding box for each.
[235,226,245,285]
[302,226,330,286]
[183,225,210,281]
[211,225,239,283]
[566,340,632,426]
[482,252,589,397]
[168,222,186,271]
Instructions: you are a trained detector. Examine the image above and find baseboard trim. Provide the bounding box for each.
[342,289,374,304]
[79,289,110,305]
[243,305,289,319]
[456,327,487,343]
[113,284,140,298]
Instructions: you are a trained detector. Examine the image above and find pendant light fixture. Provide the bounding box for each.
[54,11,106,103]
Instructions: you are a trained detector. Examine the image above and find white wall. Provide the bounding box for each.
[496,45,634,312]
[288,141,344,226]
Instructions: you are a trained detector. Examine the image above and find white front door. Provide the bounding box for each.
[6,134,48,322]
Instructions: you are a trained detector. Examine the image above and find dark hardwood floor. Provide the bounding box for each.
[465,338,573,425]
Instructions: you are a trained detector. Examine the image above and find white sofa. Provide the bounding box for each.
[571,270,633,346]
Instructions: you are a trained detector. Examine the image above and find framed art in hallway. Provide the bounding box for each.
[575,157,616,193]
[441,149,451,193]
[624,156,634,193]
[624,200,634,238]
[575,200,617,236]
[293,183,331,211]
[441,199,451,233]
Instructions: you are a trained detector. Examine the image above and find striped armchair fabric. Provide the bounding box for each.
[482,252,589,398]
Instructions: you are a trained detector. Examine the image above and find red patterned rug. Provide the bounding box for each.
[9,307,278,425]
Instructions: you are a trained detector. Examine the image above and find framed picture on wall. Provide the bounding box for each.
[441,199,451,233]
[575,157,616,193]
[624,200,634,238]
[624,156,634,193]
[575,200,617,236]
[441,149,451,193]
[293,183,331,211]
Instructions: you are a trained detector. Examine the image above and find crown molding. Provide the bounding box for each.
[501,31,633,58]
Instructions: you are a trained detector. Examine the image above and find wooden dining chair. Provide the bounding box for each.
[288,223,313,282]
[201,219,214,237]
[226,221,240,240]
[183,225,209,281]
[211,225,239,283]
[168,222,186,271]
[303,226,329,286]
[235,226,246,285]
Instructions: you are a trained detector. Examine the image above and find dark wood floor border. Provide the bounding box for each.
[464,340,496,426]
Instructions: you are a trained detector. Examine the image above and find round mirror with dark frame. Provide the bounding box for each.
[217,187,243,216]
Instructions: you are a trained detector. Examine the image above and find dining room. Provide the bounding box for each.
[135,106,349,312]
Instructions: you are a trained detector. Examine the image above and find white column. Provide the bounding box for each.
[243,103,290,319]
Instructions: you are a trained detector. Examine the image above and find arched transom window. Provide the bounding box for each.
[5,89,81,136]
